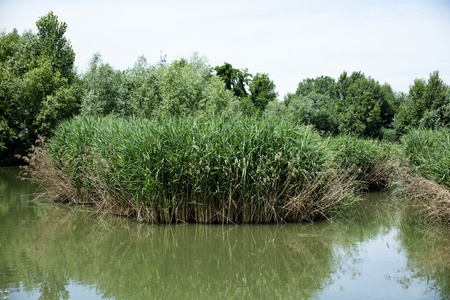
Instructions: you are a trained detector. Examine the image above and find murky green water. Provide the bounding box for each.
[1,167,449,299]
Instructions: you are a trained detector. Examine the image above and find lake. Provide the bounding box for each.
[1,167,449,299]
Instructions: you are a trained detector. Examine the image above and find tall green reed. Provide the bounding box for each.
[326,134,396,191]
[402,128,450,188]
[27,115,394,223]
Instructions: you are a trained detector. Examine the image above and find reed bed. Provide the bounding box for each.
[402,128,450,189]
[396,128,450,226]
[326,135,398,192]
[394,166,450,226]
[22,115,394,224]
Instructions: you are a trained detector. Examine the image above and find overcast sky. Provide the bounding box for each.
[1,0,449,99]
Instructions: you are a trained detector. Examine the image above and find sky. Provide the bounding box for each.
[1,0,450,99]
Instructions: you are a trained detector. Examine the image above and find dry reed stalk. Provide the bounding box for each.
[19,136,152,222]
[356,159,397,192]
[18,136,79,204]
[394,166,450,226]
[282,168,358,222]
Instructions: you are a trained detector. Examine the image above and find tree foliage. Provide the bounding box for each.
[249,73,278,112]
[214,62,249,98]
[335,71,394,138]
[275,71,398,138]
[2,11,450,166]
[394,71,449,134]
[35,11,76,82]
[81,53,131,116]
[214,63,279,114]
[81,53,238,118]
[0,12,81,165]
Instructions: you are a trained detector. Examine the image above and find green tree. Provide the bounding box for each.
[214,62,249,98]
[283,92,337,132]
[155,54,211,117]
[394,71,449,133]
[81,53,242,119]
[410,78,427,122]
[35,11,76,83]
[393,93,415,135]
[420,72,449,129]
[81,53,131,116]
[200,75,236,116]
[0,13,81,165]
[335,71,395,138]
[425,71,446,110]
[296,76,336,99]
[248,73,278,111]
[126,55,161,117]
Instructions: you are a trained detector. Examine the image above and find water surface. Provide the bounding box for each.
[0,167,449,299]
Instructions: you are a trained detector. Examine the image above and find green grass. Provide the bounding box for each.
[326,134,397,191]
[24,115,395,224]
[402,128,450,188]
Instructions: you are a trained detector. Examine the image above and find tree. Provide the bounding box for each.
[394,71,449,133]
[248,73,278,111]
[410,78,427,122]
[0,12,81,165]
[81,53,131,116]
[419,72,449,129]
[282,92,337,132]
[335,71,395,138]
[200,75,236,116]
[126,55,161,117]
[425,71,446,110]
[155,54,211,117]
[296,76,336,99]
[35,11,76,83]
[214,63,250,98]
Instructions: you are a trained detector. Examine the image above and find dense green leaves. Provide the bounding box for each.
[81,53,238,118]
[35,11,76,82]
[296,76,336,99]
[394,71,449,134]
[335,72,395,138]
[249,73,278,112]
[214,62,249,98]
[81,53,131,116]
[0,13,80,164]
[270,71,398,139]
[213,63,278,113]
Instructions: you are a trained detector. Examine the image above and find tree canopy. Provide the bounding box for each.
[214,62,249,98]
[394,71,449,133]
[0,12,81,165]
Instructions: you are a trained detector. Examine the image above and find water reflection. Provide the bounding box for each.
[0,167,449,299]
[397,214,450,299]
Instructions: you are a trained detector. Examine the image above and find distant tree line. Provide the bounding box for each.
[0,11,449,164]
[265,71,449,140]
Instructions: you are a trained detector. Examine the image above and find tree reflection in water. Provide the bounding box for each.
[0,168,449,299]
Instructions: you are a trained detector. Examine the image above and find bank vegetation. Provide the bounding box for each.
[21,115,396,224]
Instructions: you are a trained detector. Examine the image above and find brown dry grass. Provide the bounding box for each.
[18,136,150,222]
[18,136,77,203]
[282,167,359,222]
[394,164,450,226]
[356,159,398,192]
